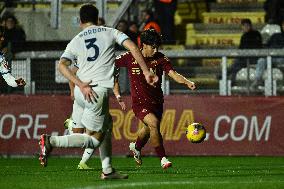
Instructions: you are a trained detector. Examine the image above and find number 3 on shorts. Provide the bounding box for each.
[85,38,99,61]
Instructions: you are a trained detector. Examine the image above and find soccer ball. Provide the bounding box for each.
[186,123,206,143]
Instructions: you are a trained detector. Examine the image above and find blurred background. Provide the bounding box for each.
[2,0,284,96]
[0,0,284,157]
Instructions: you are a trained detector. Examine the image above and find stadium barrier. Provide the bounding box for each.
[0,95,283,156]
[14,49,284,96]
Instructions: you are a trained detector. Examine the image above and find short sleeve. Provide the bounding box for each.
[161,55,174,74]
[60,37,78,63]
[112,28,129,46]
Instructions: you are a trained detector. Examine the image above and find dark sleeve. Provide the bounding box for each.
[256,31,263,48]
[115,52,130,67]
[161,55,174,74]
[239,35,245,49]
[20,28,26,41]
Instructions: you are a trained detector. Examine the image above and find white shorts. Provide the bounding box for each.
[71,85,112,132]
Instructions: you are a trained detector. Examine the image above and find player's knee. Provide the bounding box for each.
[86,130,105,142]
[82,134,100,149]
[148,121,159,131]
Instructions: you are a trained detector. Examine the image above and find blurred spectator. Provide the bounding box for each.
[0,26,8,57]
[139,9,161,33]
[98,17,106,26]
[138,10,161,47]
[116,19,128,34]
[250,19,284,89]
[3,14,26,43]
[128,21,139,44]
[115,19,129,50]
[0,17,5,27]
[227,19,262,86]
[4,0,16,8]
[264,0,284,25]
[154,0,177,44]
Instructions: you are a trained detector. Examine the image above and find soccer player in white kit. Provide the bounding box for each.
[0,52,26,87]
[38,4,158,179]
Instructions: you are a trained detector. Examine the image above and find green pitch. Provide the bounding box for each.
[0,156,283,189]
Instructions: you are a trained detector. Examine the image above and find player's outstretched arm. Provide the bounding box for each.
[122,39,158,86]
[1,55,26,87]
[113,77,126,110]
[168,70,196,90]
[2,74,26,87]
[58,58,97,103]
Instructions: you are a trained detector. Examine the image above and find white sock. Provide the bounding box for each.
[50,133,100,149]
[99,129,113,174]
[80,148,94,164]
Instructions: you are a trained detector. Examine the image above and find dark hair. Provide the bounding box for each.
[98,17,105,26]
[142,9,153,18]
[118,19,128,25]
[79,4,99,24]
[129,21,138,27]
[140,29,162,48]
[241,18,252,25]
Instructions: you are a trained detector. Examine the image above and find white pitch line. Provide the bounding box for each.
[72,180,284,189]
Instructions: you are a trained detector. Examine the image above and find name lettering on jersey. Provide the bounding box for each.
[132,60,138,65]
[132,68,141,75]
[79,27,107,37]
[117,52,129,60]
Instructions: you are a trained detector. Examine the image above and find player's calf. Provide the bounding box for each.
[38,134,52,167]
[129,142,142,165]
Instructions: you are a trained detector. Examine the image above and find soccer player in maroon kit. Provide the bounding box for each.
[115,29,196,169]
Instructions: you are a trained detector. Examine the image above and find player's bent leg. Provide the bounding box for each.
[38,134,52,167]
[129,142,142,165]
[99,128,113,174]
[78,148,95,170]
[143,113,161,147]
[71,128,95,170]
[99,117,128,179]
[38,133,102,167]
[48,133,101,148]
[143,113,172,169]
[136,126,150,151]
[129,125,150,166]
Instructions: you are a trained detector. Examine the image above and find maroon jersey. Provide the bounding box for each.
[115,51,174,106]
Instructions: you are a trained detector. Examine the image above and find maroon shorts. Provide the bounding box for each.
[132,103,163,122]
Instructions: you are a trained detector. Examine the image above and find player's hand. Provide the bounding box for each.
[79,81,98,103]
[116,95,126,111]
[144,72,158,87]
[187,81,196,90]
[15,78,26,87]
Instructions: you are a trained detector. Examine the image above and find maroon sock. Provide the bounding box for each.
[135,137,148,151]
[154,145,166,160]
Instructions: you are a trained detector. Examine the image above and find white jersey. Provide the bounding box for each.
[61,25,129,89]
[0,53,17,87]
